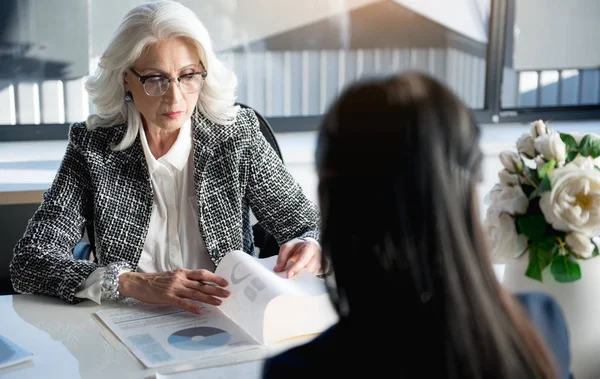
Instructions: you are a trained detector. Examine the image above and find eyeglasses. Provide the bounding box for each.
[129,68,208,97]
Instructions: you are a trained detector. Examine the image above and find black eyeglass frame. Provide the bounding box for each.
[129,68,208,96]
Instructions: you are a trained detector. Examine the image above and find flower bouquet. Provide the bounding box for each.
[485,120,600,283]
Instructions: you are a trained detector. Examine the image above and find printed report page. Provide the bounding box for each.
[95,303,263,369]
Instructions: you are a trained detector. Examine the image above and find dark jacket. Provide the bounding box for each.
[263,291,572,378]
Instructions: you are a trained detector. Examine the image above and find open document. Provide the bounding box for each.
[94,251,338,369]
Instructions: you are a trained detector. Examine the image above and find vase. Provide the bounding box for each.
[500,254,600,379]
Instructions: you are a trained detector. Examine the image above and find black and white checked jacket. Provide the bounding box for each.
[10,107,320,303]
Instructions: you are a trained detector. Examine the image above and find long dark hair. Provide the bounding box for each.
[316,73,557,378]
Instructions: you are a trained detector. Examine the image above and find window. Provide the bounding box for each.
[0,0,494,140]
[0,0,88,127]
[499,0,600,121]
[213,0,491,116]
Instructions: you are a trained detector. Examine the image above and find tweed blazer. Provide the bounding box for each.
[10,107,320,304]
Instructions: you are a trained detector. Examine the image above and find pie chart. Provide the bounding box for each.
[167,327,231,351]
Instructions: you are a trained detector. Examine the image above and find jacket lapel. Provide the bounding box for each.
[100,133,153,267]
[191,111,218,260]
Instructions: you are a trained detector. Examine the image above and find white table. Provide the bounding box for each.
[0,294,307,379]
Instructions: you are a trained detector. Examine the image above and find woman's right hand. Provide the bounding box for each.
[118,269,230,314]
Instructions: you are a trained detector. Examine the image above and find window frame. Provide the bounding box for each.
[490,0,600,124]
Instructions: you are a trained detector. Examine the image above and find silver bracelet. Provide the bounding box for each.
[101,261,133,301]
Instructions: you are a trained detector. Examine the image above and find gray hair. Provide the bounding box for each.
[85,0,238,150]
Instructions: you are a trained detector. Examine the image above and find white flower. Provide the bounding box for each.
[539,163,600,237]
[569,156,596,170]
[484,184,501,205]
[485,183,529,216]
[534,130,566,166]
[485,210,529,263]
[566,231,596,258]
[531,119,548,138]
[534,156,546,168]
[499,169,520,187]
[499,151,524,174]
[516,133,536,158]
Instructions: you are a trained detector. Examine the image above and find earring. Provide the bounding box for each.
[124,91,133,103]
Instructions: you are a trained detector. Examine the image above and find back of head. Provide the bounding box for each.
[85,0,238,150]
[316,73,557,378]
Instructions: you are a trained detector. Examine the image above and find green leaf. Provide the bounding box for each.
[541,236,559,251]
[550,254,581,282]
[567,151,579,162]
[590,247,599,259]
[525,239,555,282]
[528,176,551,200]
[516,214,547,242]
[538,159,556,180]
[560,133,579,162]
[523,166,540,185]
[579,134,600,158]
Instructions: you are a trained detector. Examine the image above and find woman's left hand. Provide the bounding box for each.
[274,237,322,278]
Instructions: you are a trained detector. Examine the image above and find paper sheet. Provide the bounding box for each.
[95,303,261,369]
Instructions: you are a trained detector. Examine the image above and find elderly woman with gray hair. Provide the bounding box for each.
[10,0,321,314]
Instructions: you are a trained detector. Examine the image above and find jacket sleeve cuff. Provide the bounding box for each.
[74,267,106,305]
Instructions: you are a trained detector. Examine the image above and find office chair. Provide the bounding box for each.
[237,102,283,164]
[73,103,283,261]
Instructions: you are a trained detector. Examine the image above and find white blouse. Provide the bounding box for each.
[75,119,214,303]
